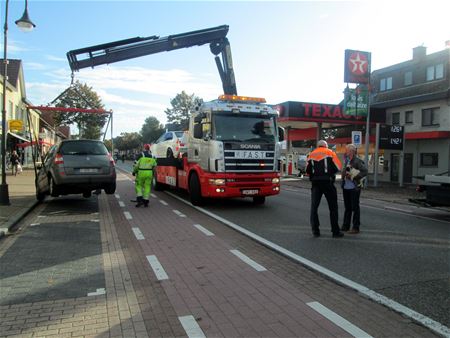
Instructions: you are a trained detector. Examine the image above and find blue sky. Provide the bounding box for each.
[3,0,449,137]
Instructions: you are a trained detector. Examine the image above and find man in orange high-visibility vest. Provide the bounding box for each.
[306,140,344,238]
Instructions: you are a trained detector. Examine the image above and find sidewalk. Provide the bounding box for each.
[0,169,38,237]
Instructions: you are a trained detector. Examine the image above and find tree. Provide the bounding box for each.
[53,81,108,140]
[140,116,164,143]
[164,91,203,130]
[114,132,142,152]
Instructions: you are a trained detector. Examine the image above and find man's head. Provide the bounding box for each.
[144,144,151,151]
[317,140,328,148]
[346,143,357,158]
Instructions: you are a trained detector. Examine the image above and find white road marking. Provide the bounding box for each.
[178,315,206,338]
[114,194,120,199]
[151,193,157,198]
[173,209,186,217]
[193,224,214,237]
[146,255,169,280]
[384,206,413,213]
[123,211,132,220]
[90,219,100,223]
[30,223,40,227]
[230,249,266,272]
[132,227,145,240]
[49,210,66,215]
[37,215,46,218]
[160,200,168,206]
[165,190,450,337]
[307,302,373,338]
[118,201,125,207]
[87,288,106,297]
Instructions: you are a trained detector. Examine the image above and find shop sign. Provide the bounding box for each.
[8,119,23,131]
[344,87,368,117]
[344,49,371,84]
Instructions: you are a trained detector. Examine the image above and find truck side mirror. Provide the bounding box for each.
[193,123,203,139]
[278,127,285,142]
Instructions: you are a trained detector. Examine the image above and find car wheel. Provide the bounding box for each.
[189,173,204,206]
[83,191,92,198]
[166,148,174,158]
[253,196,266,205]
[49,176,59,197]
[104,182,116,194]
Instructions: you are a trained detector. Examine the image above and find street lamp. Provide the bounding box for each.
[1,0,36,205]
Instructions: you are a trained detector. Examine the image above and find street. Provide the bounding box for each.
[0,165,448,337]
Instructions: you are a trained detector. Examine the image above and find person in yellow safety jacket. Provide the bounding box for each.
[305,140,344,238]
[133,144,157,208]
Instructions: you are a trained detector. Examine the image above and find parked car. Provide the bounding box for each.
[150,131,186,158]
[35,139,117,201]
[297,154,307,177]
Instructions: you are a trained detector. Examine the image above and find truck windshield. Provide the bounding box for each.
[213,113,276,143]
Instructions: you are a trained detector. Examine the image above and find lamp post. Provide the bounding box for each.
[1,0,36,205]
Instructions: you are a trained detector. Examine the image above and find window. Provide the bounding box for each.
[426,64,444,81]
[392,112,400,125]
[422,108,439,126]
[420,153,438,167]
[380,77,392,91]
[405,111,413,124]
[404,71,413,86]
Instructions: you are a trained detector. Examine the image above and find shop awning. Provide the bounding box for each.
[8,131,30,142]
[16,140,53,148]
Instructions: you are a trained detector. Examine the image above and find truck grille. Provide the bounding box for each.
[224,152,275,172]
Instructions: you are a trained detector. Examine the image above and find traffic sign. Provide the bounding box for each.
[351,131,362,148]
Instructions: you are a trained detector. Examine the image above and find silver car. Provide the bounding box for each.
[36,139,117,201]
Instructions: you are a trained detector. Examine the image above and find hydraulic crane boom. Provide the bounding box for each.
[67,25,237,95]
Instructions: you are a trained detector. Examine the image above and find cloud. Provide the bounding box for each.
[24,62,46,70]
[45,54,67,62]
[0,39,30,54]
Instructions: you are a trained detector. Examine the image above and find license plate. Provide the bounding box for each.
[80,168,98,173]
[234,150,267,159]
[242,189,259,195]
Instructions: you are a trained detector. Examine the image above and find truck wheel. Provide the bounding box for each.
[166,148,174,158]
[253,196,266,205]
[189,173,204,206]
[152,170,166,191]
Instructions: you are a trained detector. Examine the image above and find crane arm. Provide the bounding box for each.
[66,25,237,95]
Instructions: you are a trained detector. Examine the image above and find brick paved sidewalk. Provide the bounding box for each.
[0,170,443,337]
[105,171,437,337]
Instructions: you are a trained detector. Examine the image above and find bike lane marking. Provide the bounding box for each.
[178,315,206,338]
[230,249,267,272]
[123,211,132,220]
[132,227,145,240]
[146,255,169,280]
[193,223,215,237]
[307,301,373,338]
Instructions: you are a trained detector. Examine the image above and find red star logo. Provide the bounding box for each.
[348,52,368,75]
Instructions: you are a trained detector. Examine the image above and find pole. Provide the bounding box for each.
[0,0,10,205]
[110,111,113,156]
[364,77,371,187]
[399,128,405,187]
[374,123,380,187]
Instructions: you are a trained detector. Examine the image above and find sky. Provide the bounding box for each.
[2,0,449,137]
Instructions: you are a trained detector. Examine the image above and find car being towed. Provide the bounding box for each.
[35,139,117,201]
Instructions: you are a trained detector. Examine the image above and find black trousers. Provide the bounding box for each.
[310,181,340,234]
[342,188,361,229]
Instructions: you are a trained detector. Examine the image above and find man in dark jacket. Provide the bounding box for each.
[306,140,344,238]
[341,144,368,234]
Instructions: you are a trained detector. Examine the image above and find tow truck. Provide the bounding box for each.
[67,25,283,205]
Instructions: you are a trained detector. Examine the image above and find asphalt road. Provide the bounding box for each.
[117,162,450,328]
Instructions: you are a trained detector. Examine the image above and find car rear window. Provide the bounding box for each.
[60,141,108,155]
[175,132,184,138]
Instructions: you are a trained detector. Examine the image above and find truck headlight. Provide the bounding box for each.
[209,178,226,185]
[272,178,280,184]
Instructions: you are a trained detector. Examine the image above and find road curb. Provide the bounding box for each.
[0,199,40,239]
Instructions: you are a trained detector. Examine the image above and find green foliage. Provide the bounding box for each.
[114,132,142,152]
[140,116,164,143]
[53,81,108,140]
[104,139,113,152]
[164,91,203,130]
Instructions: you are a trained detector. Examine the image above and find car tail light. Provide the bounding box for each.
[108,153,116,166]
[54,153,64,165]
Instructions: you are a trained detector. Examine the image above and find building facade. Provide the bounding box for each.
[371,46,450,183]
